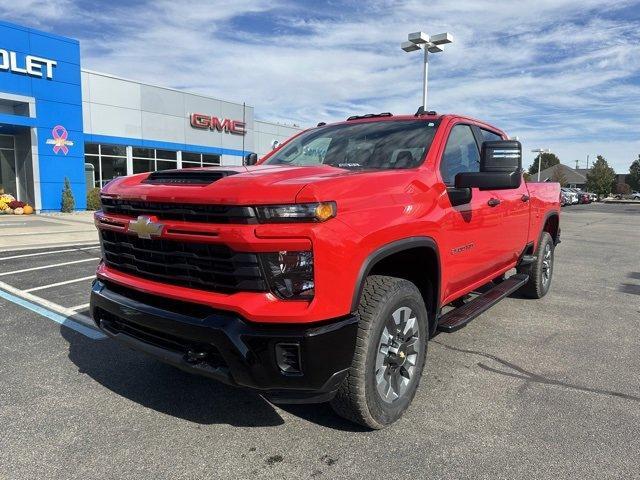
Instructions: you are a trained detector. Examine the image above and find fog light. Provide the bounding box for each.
[261,251,314,299]
[275,342,302,374]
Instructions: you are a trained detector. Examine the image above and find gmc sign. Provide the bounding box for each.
[190,113,246,135]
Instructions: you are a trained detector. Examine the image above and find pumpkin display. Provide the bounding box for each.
[23,205,34,215]
[14,207,24,215]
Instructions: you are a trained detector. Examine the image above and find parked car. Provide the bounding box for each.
[573,189,591,204]
[632,192,640,200]
[91,112,561,429]
[560,191,571,206]
[561,188,578,205]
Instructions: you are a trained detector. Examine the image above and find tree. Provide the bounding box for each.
[61,177,75,213]
[550,165,568,186]
[586,155,616,196]
[629,155,640,191]
[615,183,631,195]
[528,152,560,176]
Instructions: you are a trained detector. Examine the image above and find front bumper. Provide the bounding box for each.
[90,280,358,403]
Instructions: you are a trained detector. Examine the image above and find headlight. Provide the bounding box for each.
[260,251,314,299]
[255,202,336,223]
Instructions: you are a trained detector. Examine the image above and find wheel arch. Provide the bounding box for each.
[541,210,560,245]
[351,237,441,332]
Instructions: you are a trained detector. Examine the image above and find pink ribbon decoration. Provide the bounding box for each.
[50,125,71,154]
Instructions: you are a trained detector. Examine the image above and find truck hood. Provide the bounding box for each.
[100,164,363,204]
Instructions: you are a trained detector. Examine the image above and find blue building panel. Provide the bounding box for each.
[39,175,87,211]
[0,21,31,53]
[28,32,81,66]
[0,20,85,211]
[37,126,84,158]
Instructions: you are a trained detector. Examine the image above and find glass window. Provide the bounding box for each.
[156,160,177,171]
[182,152,201,162]
[101,145,127,157]
[84,156,100,188]
[132,147,154,159]
[101,156,127,185]
[202,154,220,165]
[440,125,480,185]
[480,129,502,143]
[84,143,99,155]
[182,161,201,169]
[0,135,15,150]
[0,148,17,196]
[156,149,177,160]
[263,120,438,170]
[133,158,155,174]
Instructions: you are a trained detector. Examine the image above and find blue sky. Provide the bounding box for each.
[2,0,639,172]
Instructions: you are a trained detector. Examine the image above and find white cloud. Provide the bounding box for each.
[1,0,638,171]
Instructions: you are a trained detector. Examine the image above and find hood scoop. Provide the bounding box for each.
[143,169,239,185]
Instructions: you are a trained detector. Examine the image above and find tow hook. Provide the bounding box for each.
[185,350,209,364]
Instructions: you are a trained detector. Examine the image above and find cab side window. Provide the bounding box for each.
[480,129,503,143]
[440,125,480,185]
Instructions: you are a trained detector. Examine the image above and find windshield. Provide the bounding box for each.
[263,120,439,170]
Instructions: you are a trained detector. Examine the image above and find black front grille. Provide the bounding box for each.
[100,197,256,224]
[100,230,267,293]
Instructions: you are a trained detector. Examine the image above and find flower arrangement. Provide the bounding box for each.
[0,194,34,215]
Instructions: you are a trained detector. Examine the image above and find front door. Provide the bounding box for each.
[0,135,17,197]
[437,123,506,302]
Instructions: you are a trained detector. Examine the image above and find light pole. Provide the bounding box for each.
[531,148,551,182]
[401,32,453,110]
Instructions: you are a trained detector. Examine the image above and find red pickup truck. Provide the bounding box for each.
[91,112,560,429]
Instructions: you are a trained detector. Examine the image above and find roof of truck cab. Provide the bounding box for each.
[324,113,505,136]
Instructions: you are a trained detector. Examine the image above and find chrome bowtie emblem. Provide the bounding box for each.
[128,215,164,239]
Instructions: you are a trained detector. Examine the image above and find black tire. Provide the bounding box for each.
[517,232,554,299]
[330,275,428,429]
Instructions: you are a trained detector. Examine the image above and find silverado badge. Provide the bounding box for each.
[128,216,164,239]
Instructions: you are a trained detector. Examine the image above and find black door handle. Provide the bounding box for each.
[521,194,530,202]
[488,198,501,207]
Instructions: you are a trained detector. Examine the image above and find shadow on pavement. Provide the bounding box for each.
[60,326,285,427]
[60,324,366,431]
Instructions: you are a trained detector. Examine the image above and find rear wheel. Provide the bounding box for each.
[330,275,428,429]
[518,232,554,298]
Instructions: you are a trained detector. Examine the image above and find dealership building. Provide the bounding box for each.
[0,20,302,211]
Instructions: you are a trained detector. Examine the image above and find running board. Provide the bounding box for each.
[437,273,529,333]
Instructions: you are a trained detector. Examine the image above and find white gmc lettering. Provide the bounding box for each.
[0,49,57,79]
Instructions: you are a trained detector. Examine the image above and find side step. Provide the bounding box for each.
[436,273,529,333]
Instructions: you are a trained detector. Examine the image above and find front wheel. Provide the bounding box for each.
[518,232,555,298]
[330,275,428,429]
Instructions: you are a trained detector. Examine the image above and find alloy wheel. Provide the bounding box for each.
[374,306,420,403]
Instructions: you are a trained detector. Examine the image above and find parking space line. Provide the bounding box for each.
[0,245,100,261]
[25,276,96,293]
[69,303,90,311]
[0,280,105,340]
[0,258,99,277]
[0,229,94,237]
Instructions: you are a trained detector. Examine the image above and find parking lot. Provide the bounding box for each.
[0,203,639,479]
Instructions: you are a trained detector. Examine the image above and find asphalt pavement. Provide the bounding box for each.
[0,203,638,479]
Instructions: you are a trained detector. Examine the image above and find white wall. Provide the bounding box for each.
[81,70,303,165]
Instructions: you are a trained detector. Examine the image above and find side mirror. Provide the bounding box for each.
[455,140,522,190]
[244,152,258,166]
